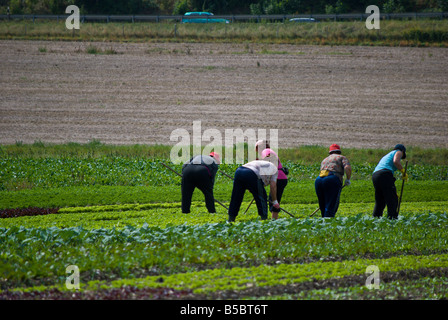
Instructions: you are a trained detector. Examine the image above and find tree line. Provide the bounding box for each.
[1,0,447,15]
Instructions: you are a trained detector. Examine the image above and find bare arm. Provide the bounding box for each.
[344,164,352,180]
[270,180,278,203]
[393,151,404,171]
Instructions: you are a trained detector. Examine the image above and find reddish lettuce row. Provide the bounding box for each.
[0,207,59,219]
[0,286,194,300]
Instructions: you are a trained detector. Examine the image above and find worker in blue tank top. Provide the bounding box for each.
[372,144,408,219]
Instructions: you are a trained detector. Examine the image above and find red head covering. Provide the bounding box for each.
[209,152,221,164]
[329,144,341,154]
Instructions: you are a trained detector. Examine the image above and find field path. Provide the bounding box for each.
[0,40,447,148]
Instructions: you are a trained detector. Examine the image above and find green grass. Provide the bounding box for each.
[1,20,448,46]
[1,140,172,159]
[2,142,448,165]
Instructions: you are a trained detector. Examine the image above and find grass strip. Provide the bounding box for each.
[3,143,448,166]
[1,20,448,47]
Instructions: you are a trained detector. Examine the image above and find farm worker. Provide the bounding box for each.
[228,160,280,222]
[255,140,288,220]
[315,144,352,218]
[372,144,408,219]
[181,152,221,214]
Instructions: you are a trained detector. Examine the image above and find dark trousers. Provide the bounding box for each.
[315,173,342,218]
[372,169,398,219]
[228,167,268,221]
[181,164,215,214]
[268,179,288,212]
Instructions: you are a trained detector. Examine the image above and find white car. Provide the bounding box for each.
[289,18,318,23]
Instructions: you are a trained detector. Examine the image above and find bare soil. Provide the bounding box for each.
[1,40,447,149]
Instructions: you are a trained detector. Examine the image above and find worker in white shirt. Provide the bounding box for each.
[228,160,280,222]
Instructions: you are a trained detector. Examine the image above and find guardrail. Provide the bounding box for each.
[0,12,447,23]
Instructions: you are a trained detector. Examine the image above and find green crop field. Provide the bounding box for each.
[1,142,447,305]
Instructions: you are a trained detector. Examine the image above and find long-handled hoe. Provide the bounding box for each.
[161,162,229,211]
[220,171,296,219]
[397,160,409,216]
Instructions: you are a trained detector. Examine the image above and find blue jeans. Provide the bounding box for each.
[228,167,268,221]
[315,173,342,218]
[268,178,288,213]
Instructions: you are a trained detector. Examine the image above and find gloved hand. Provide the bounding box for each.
[400,169,408,182]
[344,179,351,187]
[272,200,280,212]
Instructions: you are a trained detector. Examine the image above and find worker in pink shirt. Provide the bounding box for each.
[255,140,288,219]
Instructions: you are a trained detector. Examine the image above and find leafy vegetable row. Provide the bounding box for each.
[0,207,59,219]
[1,157,447,191]
[1,180,447,210]
[253,276,448,300]
[1,213,447,288]
[6,253,448,296]
[88,253,448,294]
[0,201,446,229]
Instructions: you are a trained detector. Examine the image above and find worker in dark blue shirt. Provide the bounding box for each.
[181,152,220,214]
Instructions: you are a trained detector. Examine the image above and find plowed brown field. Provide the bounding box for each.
[1,40,447,148]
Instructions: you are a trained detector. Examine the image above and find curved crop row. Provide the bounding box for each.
[98,254,448,294]
[255,276,448,300]
[5,254,448,296]
[0,207,59,219]
[0,201,446,229]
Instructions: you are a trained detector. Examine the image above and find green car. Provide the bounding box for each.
[181,12,230,24]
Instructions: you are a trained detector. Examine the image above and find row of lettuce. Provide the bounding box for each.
[1,201,448,229]
[69,253,448,295]
[1,180,448,210]
[1,212,447,292]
